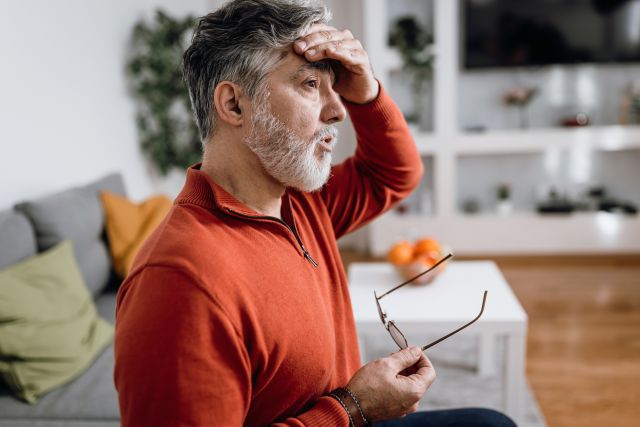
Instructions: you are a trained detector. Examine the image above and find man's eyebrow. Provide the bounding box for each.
[290,61,336,84]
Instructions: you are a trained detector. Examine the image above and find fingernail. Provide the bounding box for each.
[306,48,316,56]
[295,40,306,50]
[411,346,422,357]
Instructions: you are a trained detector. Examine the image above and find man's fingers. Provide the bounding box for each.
[386,346,423,372]
[294,26,354,54]
[302,39,362,62]
[404,353,436,387]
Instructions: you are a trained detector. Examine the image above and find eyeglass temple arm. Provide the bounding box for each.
[377,253,453,300]
[421,290,488,352]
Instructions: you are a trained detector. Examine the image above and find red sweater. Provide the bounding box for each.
[114,85,423,426]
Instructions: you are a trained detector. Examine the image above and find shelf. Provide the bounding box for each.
[412,125,640,155]
[364,0,640,255]
[369,211,640,256]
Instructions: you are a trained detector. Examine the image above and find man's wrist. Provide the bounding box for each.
[342,79,380,105]
[328,387,369,427]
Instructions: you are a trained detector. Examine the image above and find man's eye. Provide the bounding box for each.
[305,79,319,89]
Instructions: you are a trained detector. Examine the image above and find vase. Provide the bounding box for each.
[496,199,513,216]
[517,105,529,129]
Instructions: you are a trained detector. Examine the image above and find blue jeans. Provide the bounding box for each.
[371,408,517,427]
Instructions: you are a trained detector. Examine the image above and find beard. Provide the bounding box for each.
[244,98,339,193]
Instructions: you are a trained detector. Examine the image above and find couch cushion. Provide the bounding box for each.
[0,241,114,404]
[0,345,119,423]
[15,173,126,296]
[0,210,37,270]
[0,292,119,423]
[100,191,172,278]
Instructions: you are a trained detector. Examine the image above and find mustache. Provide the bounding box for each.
[313,125,338,143]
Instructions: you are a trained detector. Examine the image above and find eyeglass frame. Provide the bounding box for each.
[374,253,488,351]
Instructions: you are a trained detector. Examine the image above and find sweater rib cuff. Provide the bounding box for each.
[296,396,350,427]
[342,82,399,128]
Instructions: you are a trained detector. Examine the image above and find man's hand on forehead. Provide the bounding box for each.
[293,23,379,104]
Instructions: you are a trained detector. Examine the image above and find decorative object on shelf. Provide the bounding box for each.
[536,187,576,214]
[561,112,590,127]
[502,86,538,129]
[386,237,446,285]
[127,10,200,176]
[585,185,606,211]
[388,16,434,130]
[598,199,638,215]
[580,186,637,215]
[495,183,513,215]
[619,80,640,125]
[631,84,640,124]
[462,198,481,214]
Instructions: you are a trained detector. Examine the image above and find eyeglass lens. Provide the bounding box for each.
[388,321,408,349]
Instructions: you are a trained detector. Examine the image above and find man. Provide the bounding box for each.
[114,1,515,426]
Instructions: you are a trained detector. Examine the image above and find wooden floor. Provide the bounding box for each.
[340,250,640,427]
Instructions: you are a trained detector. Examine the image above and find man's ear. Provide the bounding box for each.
[213,81,245,127]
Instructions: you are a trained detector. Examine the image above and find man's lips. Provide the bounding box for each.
[318,136,334,152]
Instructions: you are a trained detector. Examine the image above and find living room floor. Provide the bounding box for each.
[339,250,640,427]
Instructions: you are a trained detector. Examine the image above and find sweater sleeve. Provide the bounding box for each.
[114,266,350,427]
[320,83,424,239]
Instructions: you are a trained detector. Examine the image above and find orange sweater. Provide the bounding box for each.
[114,85,423,426]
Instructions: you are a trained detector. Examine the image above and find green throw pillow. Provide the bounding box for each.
[0,240,113,404]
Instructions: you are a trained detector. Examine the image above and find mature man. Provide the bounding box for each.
[114,1,515,426]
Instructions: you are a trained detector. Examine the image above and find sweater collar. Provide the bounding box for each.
[175,163,294,219]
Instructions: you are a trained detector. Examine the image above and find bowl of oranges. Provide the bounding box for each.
[386,237,448,285]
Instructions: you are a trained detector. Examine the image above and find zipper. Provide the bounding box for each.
[224,207,319,268]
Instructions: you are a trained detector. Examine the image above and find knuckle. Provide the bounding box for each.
[410,388,423,402]
[380,358,393,370]
[321,30,333,40]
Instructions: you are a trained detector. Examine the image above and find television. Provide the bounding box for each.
[463,0,640,69]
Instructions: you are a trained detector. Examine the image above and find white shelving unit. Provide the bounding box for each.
[363,0,640,256]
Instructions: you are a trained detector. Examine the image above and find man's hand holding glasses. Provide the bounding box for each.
[331,254,488,423]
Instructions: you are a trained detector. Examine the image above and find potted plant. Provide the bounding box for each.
[388,16,434,130]
[496,183,513,215]
[502,86,538,129]
[127,10,200,176]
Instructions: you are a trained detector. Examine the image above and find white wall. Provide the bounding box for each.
[0,0,368,248]
[0,0,217,210]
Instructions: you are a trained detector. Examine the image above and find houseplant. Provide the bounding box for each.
[127,10,200,175]
[388,16,434,130]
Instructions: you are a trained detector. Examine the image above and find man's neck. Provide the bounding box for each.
[200,130,285,220]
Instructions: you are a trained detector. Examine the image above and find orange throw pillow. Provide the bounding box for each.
[100,191,172,278]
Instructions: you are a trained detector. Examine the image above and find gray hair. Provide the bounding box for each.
[183,0,331,143]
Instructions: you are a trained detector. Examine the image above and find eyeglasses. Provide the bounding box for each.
[374,253,488,351]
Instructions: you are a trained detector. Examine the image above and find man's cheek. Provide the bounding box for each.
[296,113,317,140]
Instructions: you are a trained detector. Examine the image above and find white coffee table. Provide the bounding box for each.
[347,260,528,424]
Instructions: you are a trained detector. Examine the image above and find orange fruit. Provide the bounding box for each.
[413,253,435,268]
[413,237,441,259]
[398,254,437,285]
[387,240,415,265]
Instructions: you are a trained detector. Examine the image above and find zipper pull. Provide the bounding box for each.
[301,244,319,267]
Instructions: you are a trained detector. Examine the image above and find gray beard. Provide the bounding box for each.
[244,100,339,193]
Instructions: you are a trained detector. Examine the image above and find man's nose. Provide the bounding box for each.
[321,88,347,124]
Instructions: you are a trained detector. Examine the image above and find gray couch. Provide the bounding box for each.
[0,174,126,427]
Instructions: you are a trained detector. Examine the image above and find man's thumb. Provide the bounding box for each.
[388,346,422,371]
